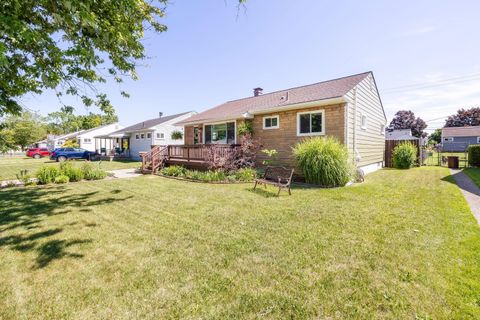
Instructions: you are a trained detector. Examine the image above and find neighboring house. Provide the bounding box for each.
[47,123,123,152]
[33,139,48,148]
[176,72,387,174]
[48,131,84,149]
[441,126,480,152]
[101,112,196,160]
[386,129,417,140]
[75,123,123,152]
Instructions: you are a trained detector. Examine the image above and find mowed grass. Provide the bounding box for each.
[464,168,480,188]
[1,167,480,319]
[0,156,141,181]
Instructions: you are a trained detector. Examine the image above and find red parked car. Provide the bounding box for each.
[26,148,51,159]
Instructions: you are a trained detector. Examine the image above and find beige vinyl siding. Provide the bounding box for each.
[345,73,386,167]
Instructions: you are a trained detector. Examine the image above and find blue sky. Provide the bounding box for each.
[24,0,480,132]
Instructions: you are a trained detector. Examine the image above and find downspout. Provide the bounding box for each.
[352,88,359,165]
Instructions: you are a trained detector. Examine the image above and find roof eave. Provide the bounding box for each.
[177,97,347,126]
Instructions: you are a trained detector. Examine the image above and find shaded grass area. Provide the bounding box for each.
[464,168,480,188]
[0,167,479,319]
[0,156,140,181]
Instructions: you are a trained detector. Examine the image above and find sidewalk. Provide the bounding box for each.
[450,169,480,224]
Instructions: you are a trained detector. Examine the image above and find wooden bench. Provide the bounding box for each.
[253,166,294,196]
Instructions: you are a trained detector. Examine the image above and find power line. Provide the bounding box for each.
[382,72,480,94]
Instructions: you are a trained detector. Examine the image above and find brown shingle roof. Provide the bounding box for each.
[442,126,480,137]
[178,72,371,124]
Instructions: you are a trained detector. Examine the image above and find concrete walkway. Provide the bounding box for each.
[107,168,143,179]
[450,169,480,224]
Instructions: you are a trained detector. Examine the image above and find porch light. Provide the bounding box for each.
[242,112,254,119]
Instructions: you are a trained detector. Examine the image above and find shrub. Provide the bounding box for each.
[237,120,254,136]
[202,170,226,182]
[293,137,352,187]
[36,166,60,184]
[54,175,70,184]
[79,162,106,180]
[261,149,278,166]
[392,142,417,169]
[468,145,480,167]
[16,169,35,186]
[60,162,84,182]
[171,130,183,140]
[234,168,257,181]
[161,165,187,177]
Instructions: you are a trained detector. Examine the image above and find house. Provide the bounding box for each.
[441,126,480,152]
[98,112,196,160]
[386,129,417,140]
[175,72,387,174]
[48,131,84,149]
[47,123,124,153]
[75,123,123,152]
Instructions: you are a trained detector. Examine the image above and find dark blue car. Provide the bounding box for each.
[50,148,97,162]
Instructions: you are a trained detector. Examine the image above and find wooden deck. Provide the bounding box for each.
[141,144,240,172]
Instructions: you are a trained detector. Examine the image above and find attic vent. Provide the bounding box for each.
[280,92,289,102]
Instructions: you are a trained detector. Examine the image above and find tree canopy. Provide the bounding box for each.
[428,129,442,145]
[46,106,117,134]
[444,107,480,127]
[0,0,246,116]
[1,111,46,150]
[388,110,427,138]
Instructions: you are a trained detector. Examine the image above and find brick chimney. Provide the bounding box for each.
[253,87,263,97]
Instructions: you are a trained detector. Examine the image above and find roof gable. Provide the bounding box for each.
[109,112,192,135]
[178,72,371,124]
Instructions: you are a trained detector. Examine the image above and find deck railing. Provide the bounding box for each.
[141,144,240,171]
[167,144,240,162]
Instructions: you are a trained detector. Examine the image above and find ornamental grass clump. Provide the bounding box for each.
[293,137,352,187]
[392,142,417,169]
[60,162,84,182]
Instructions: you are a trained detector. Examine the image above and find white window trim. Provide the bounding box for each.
[156,132,165,139]
[262,115,280,130]
[135,134,139,140]
[444,137,454,142]
[296,110,325,137]
[203,120,237,144]
[361,114,367,130]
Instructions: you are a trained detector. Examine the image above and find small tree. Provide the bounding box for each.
[428,129,442,145]
[389,110,427,138]
[62,139,79,148]
[445,107,480,127]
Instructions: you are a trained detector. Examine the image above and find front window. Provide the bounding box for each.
[147,133,152,139]
[83,138,91,143]
[135,134,139,140]
[444,137,454,142]
[140,134,145,139]
[205,122,235,144]
[156,132,165,139]
[263,116,279,129]
[297,110,324,136]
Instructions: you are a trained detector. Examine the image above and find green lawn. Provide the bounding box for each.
[1,167,480,319]
[0,156,141,181]
[464,168,480,188]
